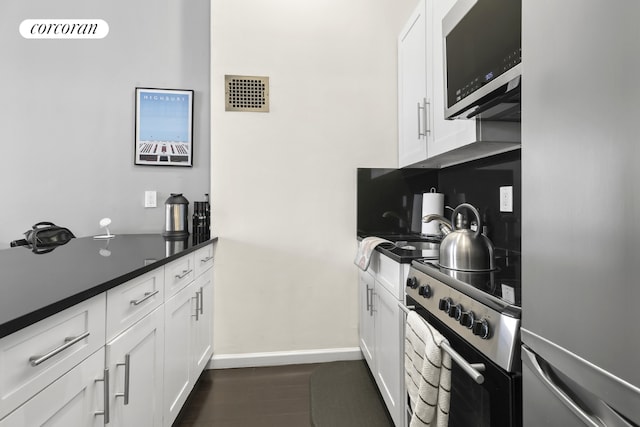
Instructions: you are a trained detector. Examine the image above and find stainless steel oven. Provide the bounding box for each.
[404,253,522,426]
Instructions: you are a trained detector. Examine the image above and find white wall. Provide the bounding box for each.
[211,0,418,358]
[1,1,210,246]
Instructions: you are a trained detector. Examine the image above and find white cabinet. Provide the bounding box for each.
[163,250,214,427]
[374,283,404,427]
[398,0,431,168]
[0,240,216,427]
[192,270,214,377]
[105,306,164,427]
[358,269,376,367]
[0,348,105,427]
[398,0,520,169]
[0,294,106,420]
[358,249,409,427]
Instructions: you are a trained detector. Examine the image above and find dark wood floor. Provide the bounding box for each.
[173,364,320,427]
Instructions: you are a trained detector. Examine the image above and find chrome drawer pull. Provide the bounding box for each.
[175,269,193,279]
[130,290,159,306]
[198,287,204,315]
[115,354,131,405]
[200,255,213,263]
[94,367,110,423]
[29,331,90,366]
[192,294,199,321]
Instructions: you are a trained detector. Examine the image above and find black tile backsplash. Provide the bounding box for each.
[357,149,521,252]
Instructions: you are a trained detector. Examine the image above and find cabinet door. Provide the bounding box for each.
[358,270,376,369]
[374,283,404,427]
[0,348,105,427]
[191,270,213,380]
[164,281,197,427]
[106,306,164,427]
[398,0,431,168]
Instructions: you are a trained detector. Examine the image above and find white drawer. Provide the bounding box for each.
[164,253,195,299]
[106,268,164,341]
[376,254,409,301]
[193,244,215,277]
[0,294,106,419]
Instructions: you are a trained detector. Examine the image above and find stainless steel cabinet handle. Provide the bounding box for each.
[29,331,90,366]
[365,285,373,315]
[200,255,213,263]
[175,269,193,279]
[522,345,603,427]
[198,287,204,315]
[417,101,426,138]
[115,354,131,405]
[192,293,200,321]
[130,290,159,306]
[424,99,431,134]
[94,367,110,424]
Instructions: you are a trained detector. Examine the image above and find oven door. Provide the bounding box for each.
[405,296,522,427]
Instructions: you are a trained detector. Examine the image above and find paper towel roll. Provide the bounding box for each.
[421,190,445,236]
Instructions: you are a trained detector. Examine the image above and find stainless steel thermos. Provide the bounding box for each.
[163,193,189,238]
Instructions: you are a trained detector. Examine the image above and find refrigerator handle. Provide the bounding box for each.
[522,345,604,427]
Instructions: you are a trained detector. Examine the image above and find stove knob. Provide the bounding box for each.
[418,284,432,298]
[460,311,475,329]
[438,297,452,313]
[472,318,490,339]
[406,276,419,289]
[450,304,463,320]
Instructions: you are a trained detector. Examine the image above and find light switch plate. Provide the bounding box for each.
[144,190,157,208]
[500,186,513,212]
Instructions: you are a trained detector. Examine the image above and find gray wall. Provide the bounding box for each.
[1,1,210,247]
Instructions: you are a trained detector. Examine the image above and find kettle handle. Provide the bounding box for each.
[451,203,482,238]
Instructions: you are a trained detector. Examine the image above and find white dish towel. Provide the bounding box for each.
[353,237,392,271]
[405,311,452,427]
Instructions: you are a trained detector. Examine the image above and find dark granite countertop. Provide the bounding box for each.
[0,234,218,339]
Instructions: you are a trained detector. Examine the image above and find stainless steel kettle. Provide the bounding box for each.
[435,203,495,272]
[163,193,189,238]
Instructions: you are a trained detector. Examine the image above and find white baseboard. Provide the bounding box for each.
[208,347,363,369]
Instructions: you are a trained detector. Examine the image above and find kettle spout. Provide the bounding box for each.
[422,214,453,235]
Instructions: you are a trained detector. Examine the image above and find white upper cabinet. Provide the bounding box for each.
[398,0,520,169]
[398,0,431,168]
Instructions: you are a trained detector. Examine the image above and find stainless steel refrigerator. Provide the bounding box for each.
[522,1,640,426]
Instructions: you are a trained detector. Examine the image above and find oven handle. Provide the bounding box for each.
[399,303,486,385]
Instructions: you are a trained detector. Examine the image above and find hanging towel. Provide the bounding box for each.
[353,237,392,271]
[405,311,452,427]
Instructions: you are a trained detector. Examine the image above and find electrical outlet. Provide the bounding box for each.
[144,190,157,208]
[500,186,513,212]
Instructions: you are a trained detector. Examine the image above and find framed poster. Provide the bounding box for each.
[135,87,194,166]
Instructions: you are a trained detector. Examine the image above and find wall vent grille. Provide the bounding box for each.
[225,75,269,112]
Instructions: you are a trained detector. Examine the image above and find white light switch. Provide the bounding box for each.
[144,191,157,208]
[500,186,513,212]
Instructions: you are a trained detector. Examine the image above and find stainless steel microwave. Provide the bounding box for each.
[443,0,521,121]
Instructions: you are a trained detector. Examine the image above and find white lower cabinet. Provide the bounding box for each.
[358,249,409,427]
[374,283,403,427]
[358,270,376,368]
[106,306,164,427]
[164,268,214,427]
[0,241,216,427]
[192,271,214,378]
[164,280,197,426]
[0,348,105,427]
